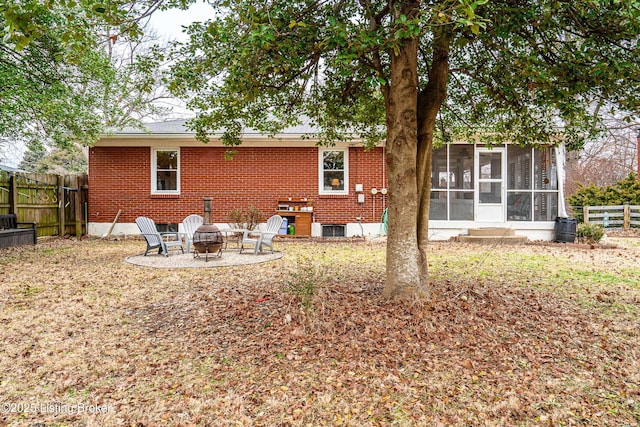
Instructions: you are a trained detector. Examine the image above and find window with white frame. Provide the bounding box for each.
[319,149,348,194]
[152,148,180,193]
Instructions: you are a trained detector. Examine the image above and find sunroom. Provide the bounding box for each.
[428,143,565,241]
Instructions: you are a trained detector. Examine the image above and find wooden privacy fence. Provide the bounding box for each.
[581,205,640,229]
[0,171,88,238]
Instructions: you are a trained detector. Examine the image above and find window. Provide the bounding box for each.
[430,145,474,220]
[322,224,346,237]
[152,148,180,193]
[507,146,557,221]
[431,144,558,222]
[319,149,348,194]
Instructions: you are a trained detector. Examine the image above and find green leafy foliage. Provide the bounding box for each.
[168,0,640,150]
[576,223,605,244]
[19,144,87,174]
[0,3,112,146]
[0,0,157,51]
[0,1,171,149]
[17,143,44,172]
[165,0,640,295]
[568,173,640,216]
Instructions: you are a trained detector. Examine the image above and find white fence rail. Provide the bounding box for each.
[583,205,640,229]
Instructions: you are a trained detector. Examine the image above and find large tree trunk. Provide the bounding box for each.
[383,12,452,299]
[383,1,423,299]
[416,27,452,285]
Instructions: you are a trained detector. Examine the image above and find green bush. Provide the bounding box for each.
[568,172,640,222]
[576,223,605,244]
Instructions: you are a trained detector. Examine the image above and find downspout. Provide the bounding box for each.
[382,145,387,211]
[555,143,568,218]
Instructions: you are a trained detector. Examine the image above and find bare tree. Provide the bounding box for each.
[0,137,25,168]
[566,117,639,197]
[101,21,176,129]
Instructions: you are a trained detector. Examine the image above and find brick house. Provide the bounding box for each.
[88,120,567,240]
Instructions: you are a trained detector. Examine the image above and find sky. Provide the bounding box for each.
[147,1,213,42]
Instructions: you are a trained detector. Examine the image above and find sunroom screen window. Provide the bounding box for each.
[322,150,345,192]
[154,149,178,192]
[534,148,558,220]
[507,146,557,221]
[430,145,474,220]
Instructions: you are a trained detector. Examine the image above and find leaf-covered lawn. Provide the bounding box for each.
[1,237,639,426]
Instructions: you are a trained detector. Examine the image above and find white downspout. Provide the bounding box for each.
[555,143,568,218]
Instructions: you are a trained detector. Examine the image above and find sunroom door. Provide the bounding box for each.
[475,148,505,222]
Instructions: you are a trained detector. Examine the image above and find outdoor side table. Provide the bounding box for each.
[218,228,248,250]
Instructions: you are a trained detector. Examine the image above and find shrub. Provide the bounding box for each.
[285,257,323,312]
[576,223,605,244]
[568,172,640,222]
[227,205,263,231]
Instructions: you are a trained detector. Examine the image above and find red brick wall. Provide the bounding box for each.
[88,145,387,226]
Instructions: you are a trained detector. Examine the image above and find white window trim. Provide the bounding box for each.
[318,148,349,195]
[151,147,180,194]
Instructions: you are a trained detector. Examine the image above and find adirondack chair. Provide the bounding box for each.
[135,216,184,257]
[181,214,203,253]
[240,215,284,255]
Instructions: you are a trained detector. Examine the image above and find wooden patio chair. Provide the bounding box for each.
[240,214,284,255]
[181,214,203,253]
[135,216,184,257]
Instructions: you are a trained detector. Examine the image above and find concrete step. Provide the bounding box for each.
[458,235,528,245]
[467,227,516,237]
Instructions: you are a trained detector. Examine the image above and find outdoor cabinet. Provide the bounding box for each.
[276,198,312,237]
[282,211,312,236]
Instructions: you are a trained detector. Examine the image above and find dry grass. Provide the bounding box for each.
[0,236,639,426]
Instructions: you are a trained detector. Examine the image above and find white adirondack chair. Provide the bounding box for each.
[135,216,184,257]
[182,214,203,253]
[240,215,284,255]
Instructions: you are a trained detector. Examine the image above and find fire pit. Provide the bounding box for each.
[192,197,224,261]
